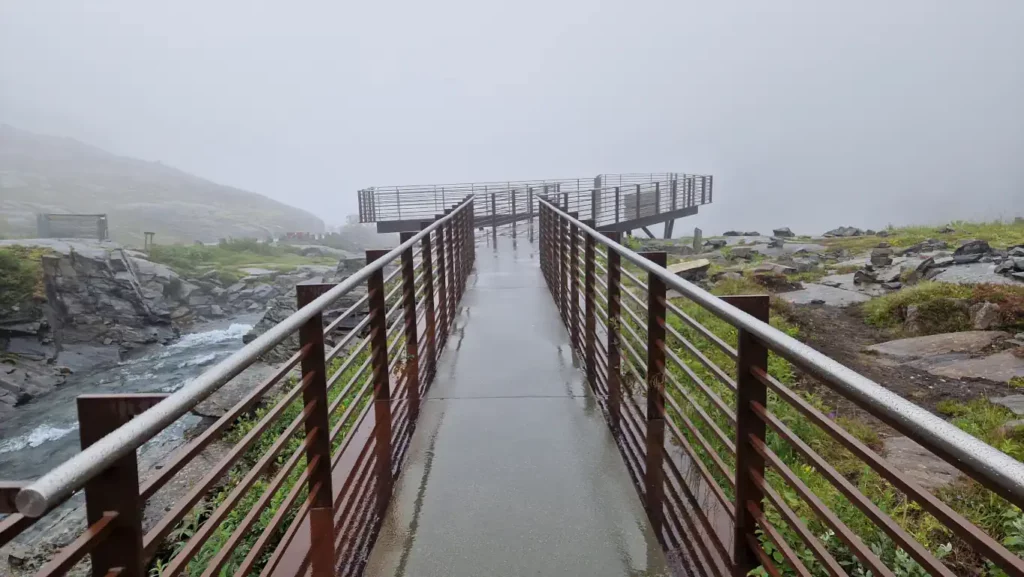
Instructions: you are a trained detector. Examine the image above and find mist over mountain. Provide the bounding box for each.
[0,124,324,245]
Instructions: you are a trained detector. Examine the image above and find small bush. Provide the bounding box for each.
[0,247,46,307]
[864,282,973,329]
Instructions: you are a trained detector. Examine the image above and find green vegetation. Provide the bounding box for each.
[150,348,376,577]
[0,246,48,307]
[611,273,1024,575]
[821,220,1024,254]
[863,281,1024,334]
[147,239,335,281]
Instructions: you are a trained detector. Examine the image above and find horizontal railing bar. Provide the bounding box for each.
[754,367,1024,570]
[323,293,370,336]
[16,198,475,517]
[665,300,738,360]
[325,319,371,365]
[747,500,813,577]
[664,346,736,426]
[664,322,738,393]
[257,481,320,577]
[233,464,313,577]
[660,472,722,577]
[539,198,1024,505]
[35,511,117,577]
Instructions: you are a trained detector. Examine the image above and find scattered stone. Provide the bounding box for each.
[882,282,902,290]
[884,436,961,490]
[722,231,742,236]
[743,231,761,236]
[823,226,864,238]
[752,273,802,292]
[703,239,727,250]
[877,230,890,237]
[772,227,795,238]
[667,259,712,281]
[953,239,992,257]
[938,225,956,234]
[767,237,785,249]
[865,229,877,236]
[969,302,1002,330]
[1010,247,1024,258]
[209,305,225,317]
[996,419,1024,438]
[810,299,826,305]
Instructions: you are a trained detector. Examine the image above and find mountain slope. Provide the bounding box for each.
[0,124,324,245]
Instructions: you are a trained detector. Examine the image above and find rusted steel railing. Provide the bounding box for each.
[538,198,1024,577]
[0,198,476,577]
[357,172,713,230]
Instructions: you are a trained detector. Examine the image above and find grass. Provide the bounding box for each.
[863,281,1024,334]
[0,246,49,308]
[147,239,335,282]
[820,220,1024,254]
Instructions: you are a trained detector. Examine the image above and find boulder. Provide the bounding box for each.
[853,269,876,284]
[938,225,956,234]
[729,247,757,260]
[772,227,795,238]
[969,302,1002,330]
[870,246,894,267]
[823,226,864,238]
[752,263,798,275]
[953,253,983,265]
[877,230,890,237]
[1010,247,1024,258]
[899,239,949,255]
[711,271,744,283]
[953,239,992,256]
[767,237,785,249]
[251,283,276,301]
[722,231,742,236]
[865,229,877,236]
[996,261,1015,274]
[667,259,712,281]
[743,231,761,236]
[703,239,727,250]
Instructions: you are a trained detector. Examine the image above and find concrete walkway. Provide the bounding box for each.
[365,234,668,577]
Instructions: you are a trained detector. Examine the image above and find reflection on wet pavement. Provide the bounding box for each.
[365,233,668,577]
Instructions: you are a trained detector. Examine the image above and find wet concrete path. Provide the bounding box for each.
[365,234,668,576]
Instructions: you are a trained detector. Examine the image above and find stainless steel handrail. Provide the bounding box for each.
[15,197,475,517]
[538,197,1024,505]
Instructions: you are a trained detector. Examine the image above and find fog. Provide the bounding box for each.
[2,0,1022,235]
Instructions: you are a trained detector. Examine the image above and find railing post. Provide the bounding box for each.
[296,283,338,576]
[434,214,449,348]
[491,192,497,242]
[569,214,581,354]
[445,211,457,319]
[671,177,678,211]
[558,211,568,324]
[641,251,667,539]
[511,189,517,238]
[366,249,394,520]
[654,182,661,214]
[398,233,421,420]
[720,295,770,577]
[418,222,437,384]
[606,232,622,435]
[78,394,166,577]
[615,186,621,224]
[635,183,642,219]
[582,220,596,392]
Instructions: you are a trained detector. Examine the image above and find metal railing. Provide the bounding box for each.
[537,198,1024,577]
[1,198,476,577]
[357,172,713,229]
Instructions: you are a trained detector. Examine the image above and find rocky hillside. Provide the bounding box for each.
[0,124,324,245]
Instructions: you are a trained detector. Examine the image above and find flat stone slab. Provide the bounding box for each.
[932,262,1023,285]
[778,283,871,306]
[930,350,1024,384]
[991,395,1024,415]
[865,331,1009,362]
[818,273,890,297]
[883,436,961,490]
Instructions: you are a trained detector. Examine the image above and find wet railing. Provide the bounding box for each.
[537,198,1024,577]
[0,198,476,577]
[357,172,712,230]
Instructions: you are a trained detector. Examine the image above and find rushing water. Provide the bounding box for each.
[0,314,260,480]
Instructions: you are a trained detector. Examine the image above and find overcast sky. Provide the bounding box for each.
[2,0,1022,234]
